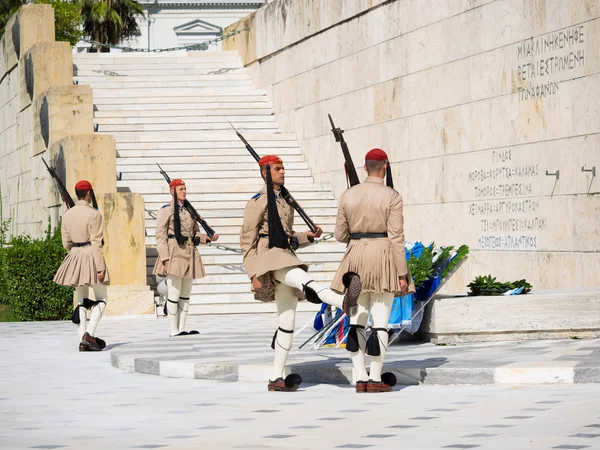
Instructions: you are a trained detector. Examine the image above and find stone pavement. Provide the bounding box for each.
[109,312,600,386]
[2,316,600,450]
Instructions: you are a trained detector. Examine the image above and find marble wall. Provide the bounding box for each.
[225,0,600,291]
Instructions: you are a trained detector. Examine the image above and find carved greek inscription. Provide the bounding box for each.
[516,25,585,101]
[468,150,546,250]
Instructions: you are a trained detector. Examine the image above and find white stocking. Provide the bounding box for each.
[87,283,108,337]
[350,293,371,382]
[274,267,345,309]
[167,275,183,336]
[271,283,297,381]
[178,278,193,333]
[368,293,394,382]
[75,286,89,340]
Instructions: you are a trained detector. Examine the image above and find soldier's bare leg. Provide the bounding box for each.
[75,286,89,340]
[270,283,297,386]
[273,267,361,316]
[166,275,185,336]
[367,293,394,383]
[177,278,196,334]
[87,283,107,337]
[349,293,371,390]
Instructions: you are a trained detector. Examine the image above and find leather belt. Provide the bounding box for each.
[72,242,91,247]
[350,232,388,240]
[168,234,200,246]
[258,233,299,250]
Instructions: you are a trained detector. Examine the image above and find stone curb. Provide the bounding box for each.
[110,349,600,386]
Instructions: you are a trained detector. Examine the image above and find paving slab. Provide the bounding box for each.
[2,317,600,449]
[105,312,600,386]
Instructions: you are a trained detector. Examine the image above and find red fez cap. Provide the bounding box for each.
[258,155,283,167]
[169,179,185,189]
[75,180,93,191]
[365,148,388,161]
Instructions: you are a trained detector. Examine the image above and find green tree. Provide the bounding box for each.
[0,0,23,38]
[36,0,83,46]
[1,0,83,46]
[79,0,143,48]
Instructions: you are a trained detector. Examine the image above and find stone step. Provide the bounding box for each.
[73,62,244,71]
[192,261,342,275]
[117,161,308,172]
[141,205,336,218]
[145,251,343,267]
[95,109,274,118]
[116,141,300,151]
[73,51,240,60]
[185,300,320,314]
[118,170,312,181]
[102,123,279,133]
[142,197,336,210]
[117,155,306,165]
[98,115,276,125]
[139,191,334,202]
[92,87,264,98]
[108,131,297,143]
[143,222,337,238]
[164,271,336,285]
[138,191,334,203]
[119,181,330,193]
[76,74,251,83]
[146,261,342,278]
[143,230,338,245]
[92,96,269,106]
[74,68,246,77]
[84,80,254,89]
[144,215,336,228]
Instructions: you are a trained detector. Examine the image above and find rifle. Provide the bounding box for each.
[229,123,318,233]
[42,158,75,208]
[328,114,360,187]
[156,163,216,239]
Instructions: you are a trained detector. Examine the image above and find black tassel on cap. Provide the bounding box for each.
[266,164,289,249]
[386,161,394,189]
[91,190,99,210]
[172,189,182,243]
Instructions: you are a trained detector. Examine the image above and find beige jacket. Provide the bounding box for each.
[152,202,207,279]
[53,200,109,287]
[239,185,312,301]
[331,176,415,295]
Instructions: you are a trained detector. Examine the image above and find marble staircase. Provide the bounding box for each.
[73,51,343,314]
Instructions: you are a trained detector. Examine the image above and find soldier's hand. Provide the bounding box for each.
[251,275,262,291]
[306,226,323,240]
[210,233,219,242]
[97,271,105,283]
[399,277,408,294]
[163,260,169,272]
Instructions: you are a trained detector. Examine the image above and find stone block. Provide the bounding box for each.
[16,108,32,150]
[48,134,117,196]
[78,285,154,316]
[422,288,600,343]
[20,42,73,111]
[96,193,148,288]
[32,85,93,156]
[1,5,55,80]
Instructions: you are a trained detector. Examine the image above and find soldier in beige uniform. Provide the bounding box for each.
[152,178,218,336]
[332,148,415,393]
[54,180,109,352]
[240,155,362,392]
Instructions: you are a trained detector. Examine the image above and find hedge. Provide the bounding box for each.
[0,221,73,321]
